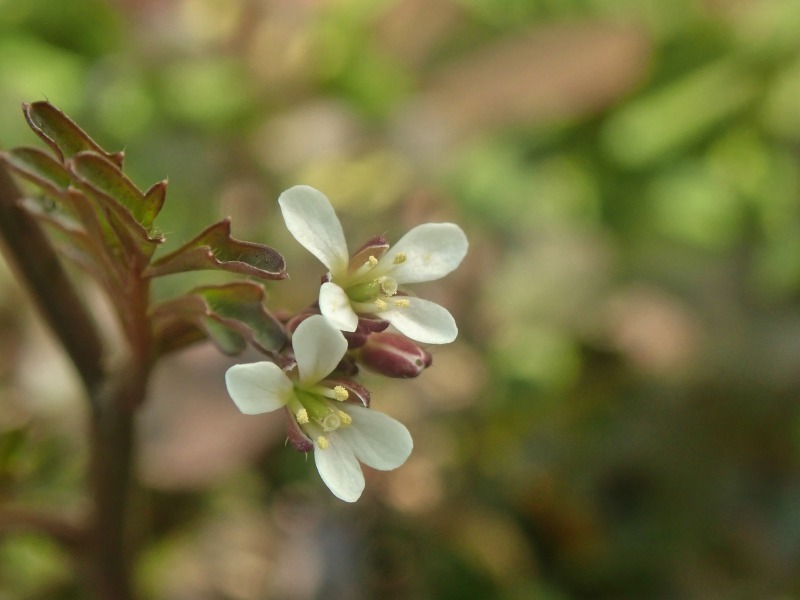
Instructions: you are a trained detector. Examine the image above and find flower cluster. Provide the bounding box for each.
[225,185,468,501]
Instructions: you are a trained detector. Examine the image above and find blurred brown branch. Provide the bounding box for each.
[0,506,84,550]
[0,162,105,394]
[0,161,140,599]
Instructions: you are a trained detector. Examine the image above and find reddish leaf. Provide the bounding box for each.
[151,282,286,356]
[23,101,123,166]
[0,147,71,199]
[68,151,163,229]
[145,219,286,280]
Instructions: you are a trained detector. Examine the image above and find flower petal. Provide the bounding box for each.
[319,281,359,332]
[293,314,348,386]
[337,404,413,470]
[381,297,458,344]
[225,362,293,415]
[314,434,365,502]
[278,185,349,274]
[381,223,468,284]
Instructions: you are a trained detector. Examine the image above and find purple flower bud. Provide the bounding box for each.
[357,332,432,378]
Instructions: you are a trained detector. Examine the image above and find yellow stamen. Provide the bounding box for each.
[296,408,309,424]
[317,435,329,450]
[393,253,407,265]
[368,255,379,267]
[337,410,352,426]
[393,298,410,308]
[333,385,349,401]
[374,298,388,311]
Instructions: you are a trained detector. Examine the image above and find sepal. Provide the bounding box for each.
[323,378,371,407]
[348,234,389,273]
[285,409,315,452]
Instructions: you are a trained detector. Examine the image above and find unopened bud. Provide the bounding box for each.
[357,332,432,378]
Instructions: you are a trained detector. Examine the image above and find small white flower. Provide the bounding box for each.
[278,185,468,344]
[225,314,412,502]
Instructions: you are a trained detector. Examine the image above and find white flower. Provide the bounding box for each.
[225,314,413,502]
[278,185,468,344]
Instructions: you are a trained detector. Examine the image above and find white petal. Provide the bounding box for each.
[337,404,413,471]
[319,282,359,332]
[293,314,348,386]
[381,223,468,284]
[382,297,458,344]
[278,185,349,274]
[314,435,364,502]
[225,362,293,415]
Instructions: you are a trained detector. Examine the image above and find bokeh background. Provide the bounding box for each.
[2,0,800,598]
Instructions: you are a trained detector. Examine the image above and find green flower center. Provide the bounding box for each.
[290,386,352,449]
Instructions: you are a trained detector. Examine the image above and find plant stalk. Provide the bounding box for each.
[0,161,143,599]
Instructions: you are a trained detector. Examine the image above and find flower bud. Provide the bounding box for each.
[357,332,432,378]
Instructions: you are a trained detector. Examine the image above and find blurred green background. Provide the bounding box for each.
[3,0,800,598]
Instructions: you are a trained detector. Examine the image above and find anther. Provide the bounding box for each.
[296,408,309,424]
[393,298,410,308]
[368,255,379,267]
[393,253,407,265]
[374,298,388,311]
[333,385,349,401]
[317,435,329,450]
[337,410,352,426]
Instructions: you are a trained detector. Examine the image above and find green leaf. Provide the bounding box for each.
[145,219,287,280]
[18,195,123,290]
[19,195,85,237]
[65,154,164,260]
[23,101,123,166]
[200,318,248,355]
[0,147,71,198]
[68,151,163,229]
[150,282,286,356]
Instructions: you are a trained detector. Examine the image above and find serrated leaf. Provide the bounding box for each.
[0,148,146,269]
[200,318,248,355]
[65,155,164,260]
[0,147,71,198]
[145,219,286,280]
[150,282,286,356]
[19,196,84,237]
[69,151,163,228]
[144,180,168,220]
[198,283,286,352]
[17,196,120,289]
[23,101,123,166]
